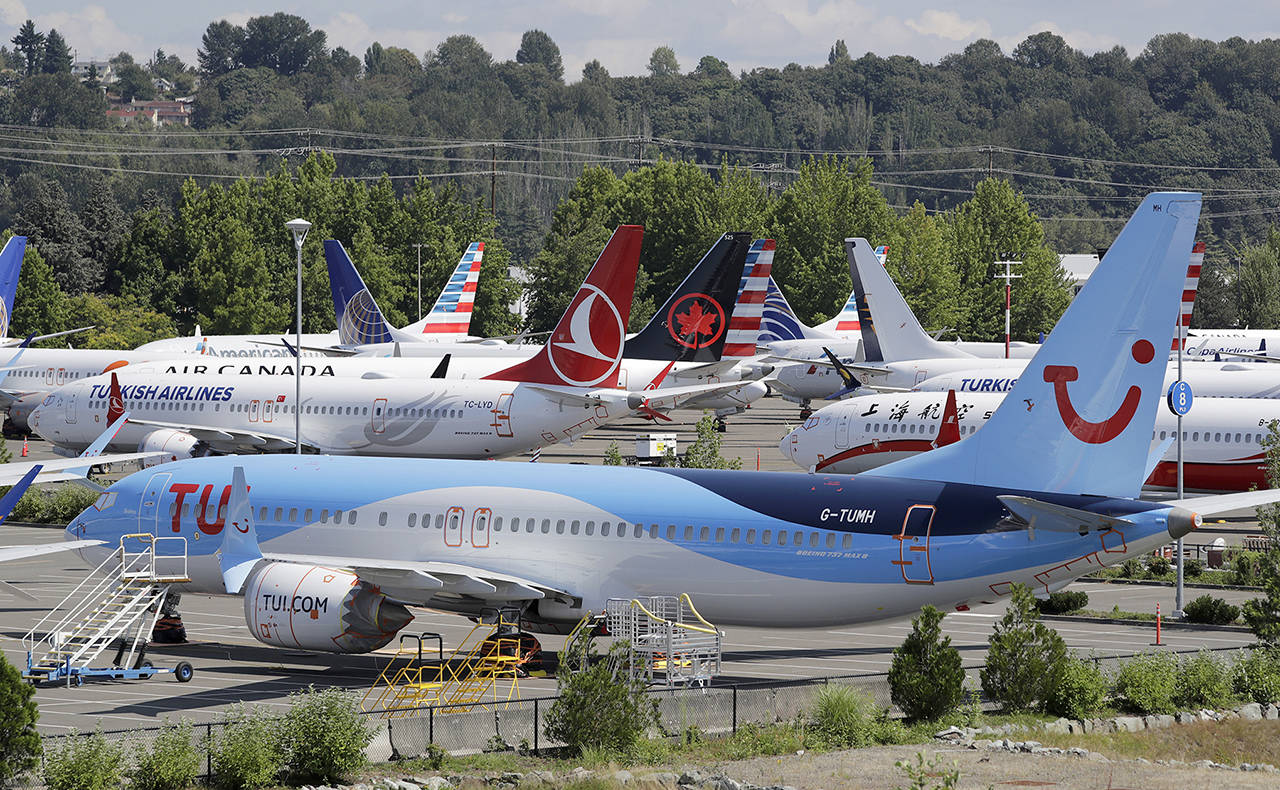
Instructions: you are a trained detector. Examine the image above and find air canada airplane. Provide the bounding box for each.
[15,190,1279,658]
[30,227,748,460]
[781,390,1280,492]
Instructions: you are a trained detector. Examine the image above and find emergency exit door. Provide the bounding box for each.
[895,505,935,584]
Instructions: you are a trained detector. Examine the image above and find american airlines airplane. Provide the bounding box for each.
[29,227,747,461]
[781,390,1278,492]
[15,191,1276,658]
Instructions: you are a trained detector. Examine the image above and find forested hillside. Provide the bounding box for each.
[0,14,1277,342]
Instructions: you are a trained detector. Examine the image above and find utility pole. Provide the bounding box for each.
[413,243,424,321]
[490,143,497,218]
[993,257,1022,358]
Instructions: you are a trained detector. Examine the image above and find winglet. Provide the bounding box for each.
[430,353,451,379]
[486,226,643,387]
[219,466,262,594]
[821,347,862,400]
[932,390,960,448]
[62,412,131,479]
[0,464,39,526]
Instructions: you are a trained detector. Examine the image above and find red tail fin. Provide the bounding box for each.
[932,389,960,448]
[107,371,124,425]
[487,226,643,387]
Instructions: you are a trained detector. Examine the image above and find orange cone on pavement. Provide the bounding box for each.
[20,437,28,457]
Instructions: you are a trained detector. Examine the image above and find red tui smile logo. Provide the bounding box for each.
[1045,339,1154,444]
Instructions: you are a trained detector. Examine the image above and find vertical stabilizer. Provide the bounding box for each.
[486,226,643,386]
[0,236,26,338]
[866,193,1203,499]
[324,240,396,346]
[815,245,887,339]
[403,242,484,338]
[758,278,837,343]
[847,238,973,362]
[1174,242,1204,352]
[722,239,774,359]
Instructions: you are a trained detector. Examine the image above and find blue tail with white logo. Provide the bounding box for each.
[324,240,396,346]
[758,278,836,343]
[0,236,26,338]
[867,192,1203,499]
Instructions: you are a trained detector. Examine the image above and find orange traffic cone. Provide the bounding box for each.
[20,437,28,457]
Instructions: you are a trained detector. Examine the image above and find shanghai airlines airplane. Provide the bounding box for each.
[30,227,746,460]
[781,390,1279,492]
[16,191,1278,659]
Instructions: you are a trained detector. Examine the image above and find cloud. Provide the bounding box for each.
[319,11,444,59]
[0,0,26,27]
[36,5,142,59]
[906,10,992,41]
[997,20,1129,55]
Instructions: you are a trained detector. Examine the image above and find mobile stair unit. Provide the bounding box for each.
[605,594,722,688]
[23,533,194,686]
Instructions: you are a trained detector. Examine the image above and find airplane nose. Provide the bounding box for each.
[779,430,794,460]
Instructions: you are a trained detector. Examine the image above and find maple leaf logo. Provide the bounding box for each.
[677,300,718,338]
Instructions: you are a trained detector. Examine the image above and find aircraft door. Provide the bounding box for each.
[139,471,172,535]
[262,398,274,423]
[471,508,491,548]
[491,394,513,438]
[835,413,850,449]
[65,391,77,424]
[372,399,387,434]
[895,505,935,584]
[249,400,260,422]
[914,369,928,386]
[444,506,464,547]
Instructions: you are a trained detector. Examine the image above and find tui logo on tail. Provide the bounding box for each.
[1045,339,1154,444]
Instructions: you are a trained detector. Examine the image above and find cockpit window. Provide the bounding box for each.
[93,492,117,511]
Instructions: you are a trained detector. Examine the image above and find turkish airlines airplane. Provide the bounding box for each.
[15,190,1276,659]
[781,390,1278,492]
[30,227,747,461]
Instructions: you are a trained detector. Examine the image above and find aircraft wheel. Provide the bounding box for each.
[174,662,194,683]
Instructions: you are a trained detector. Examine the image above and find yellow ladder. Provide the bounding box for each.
[363,634,445,717]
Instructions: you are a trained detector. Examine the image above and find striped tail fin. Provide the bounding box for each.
[758,278,836,343]
[722,239,774,359]
[1173,242,1204,352]
[404,242,484,339]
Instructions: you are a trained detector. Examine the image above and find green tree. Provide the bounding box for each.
[543,633,656,754]
[9,72,107,127]
[888,605,965,721]
[10,20,43,76]
[681,414,742,469]
[885,202,962,334]
[1244,419,1280,644]
[66,294,177,349]
[10,243,70,338]
[40,29,71,74]
[279,687,371,784]
[516,29,563,82]
[14,180,100,294]
[0,652,39,786]
[198,20,245,75]
[1234,232,1280,329]
[114,61,156,102]
[647,46,680,77]
[240,13,327,75]
[980,583,1069,712]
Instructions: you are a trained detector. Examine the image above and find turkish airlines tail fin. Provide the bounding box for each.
[847,238,973,362]
[402,242,484,339]
[0,236,25,338]
[867,193,1202,499]
[720,239,774,359]
[624,232,752,362]
[758,278,837,343]
[1173,242,1205,352]
[324,240,397,346]
[486,226,643,387]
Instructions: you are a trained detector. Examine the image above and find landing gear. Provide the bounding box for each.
[715,417,728,433]
[151,592,187,643]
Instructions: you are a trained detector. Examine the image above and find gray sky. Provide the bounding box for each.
[6,1,1278,78]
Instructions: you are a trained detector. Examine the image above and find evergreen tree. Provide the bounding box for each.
[80,178,127,285]
[981,583,1069,712]
[10,20,43,76]
[888,605,964,721]
[0,652,40,786]
[40,29,71,74]
[13,181,101,294]
[197,20,244,75]
[516,30,563,82]
[10,243,70,338]
[647,46,680,77]
[1234,232,1280,329]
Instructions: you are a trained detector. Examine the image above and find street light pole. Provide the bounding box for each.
[414,243,424,321]
[285,218,311,455]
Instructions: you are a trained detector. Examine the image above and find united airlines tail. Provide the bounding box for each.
[0,236,26,338]
[758,278,836,343]
[867,192,1203,499]
[324,240,396,346]
[402,242,484,339]
[624,232,752,362]
[847,238,972,362]
[486,226,643,387]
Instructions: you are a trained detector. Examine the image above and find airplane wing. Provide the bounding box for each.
[636,381,766,412]
[0,539,104,564]
[667,359,745,379]
[0,452,168,486]
[763,354,889,377]
[0,326,94,347]
[261,552,575,606]
[524,385,622,409]
[1164,489,1280,517]
[125,417,318,453]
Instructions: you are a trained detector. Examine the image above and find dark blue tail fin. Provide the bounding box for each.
[324,240,396,346]
[0,236,26,337]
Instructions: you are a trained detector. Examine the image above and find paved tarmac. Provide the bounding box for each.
[0,398,1269,734]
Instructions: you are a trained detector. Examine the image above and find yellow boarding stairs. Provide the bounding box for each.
[605,594,723,688]
[364,612,527,717]
[23,534,191,686]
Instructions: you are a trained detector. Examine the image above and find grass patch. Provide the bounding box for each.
[1059,608,1159,622]
[1035,719,1280,765]
[1083,567,1251,588]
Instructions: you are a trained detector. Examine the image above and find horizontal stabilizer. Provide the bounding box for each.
[1165,488,1280,517]
[998,495,1133,538]
[0,539,104,564]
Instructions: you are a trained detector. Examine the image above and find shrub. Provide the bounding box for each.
[1176,651,1234,709]
[1234,648,1280,704]
[1182,594,1240,625]
[1231,550,1265,586]
[210,706,282,790]
[11,486,100,525]
[981,584,1068,712]
[1119,557,1145,579]
[1114,652,1178,714]
[888,606,964,721]
[1035,591,1089,615]
[1184,558,1204,578]
[1046,657,1109,720]
[129,721,201,790]
[42,731,124,790]
[0,653,40,787]
[543,639,657,754]
[810,684,877,747]
[280,687,372,784]
[1145,554,1172,577]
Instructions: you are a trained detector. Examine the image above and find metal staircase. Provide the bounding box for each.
[24,533,189,686]
[606,594,723,688]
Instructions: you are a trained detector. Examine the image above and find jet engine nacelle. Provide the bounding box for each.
[5,392,45,434]
[243,562,413,653]
[138,429,200,468]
